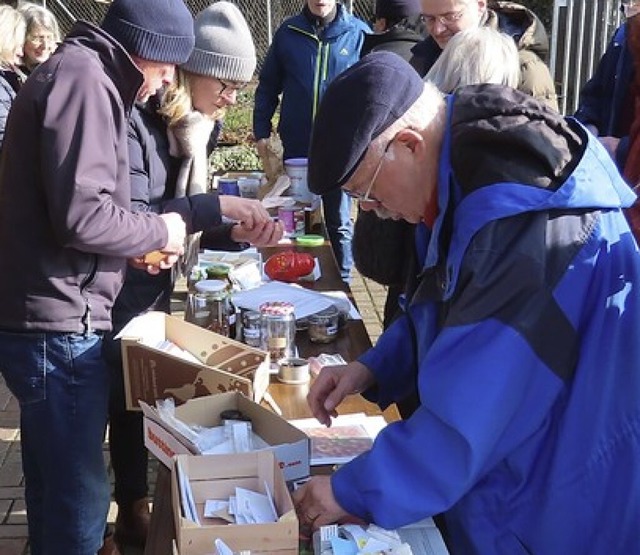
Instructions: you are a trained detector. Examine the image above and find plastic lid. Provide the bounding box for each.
[295,234,325,247]
[259,301,295,316]
[194,279,227,293]
[284,158,308,167]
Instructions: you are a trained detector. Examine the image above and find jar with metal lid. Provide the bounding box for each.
[308,305,340,343]
[259,301,296,361]
[186,279,235,337]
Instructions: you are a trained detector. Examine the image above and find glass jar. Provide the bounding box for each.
[308,305,340,343]
[259,301,296,361]
[241,310,262,348]
[186,279,234,337]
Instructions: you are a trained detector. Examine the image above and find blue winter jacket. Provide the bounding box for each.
[575,24,634,169]
[253,5,369,159]
[333,85,640,554]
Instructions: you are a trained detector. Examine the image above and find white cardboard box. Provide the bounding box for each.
[140,392,310,481]
[118,312,270,411]
[171,451,299,555]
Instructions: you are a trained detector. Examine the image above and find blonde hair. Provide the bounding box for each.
[159,68,225,128]
[425,27,520,93]
[0,5,26,69]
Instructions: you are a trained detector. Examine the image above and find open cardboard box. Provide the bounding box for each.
[171,451,298,555]
[118,312,270,411]
[140,391,310,481]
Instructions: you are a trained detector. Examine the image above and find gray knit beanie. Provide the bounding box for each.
[181,1,256,83]
[102,0,195,64]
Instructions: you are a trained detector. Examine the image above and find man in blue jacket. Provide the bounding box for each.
[253,0,369,282]
[293,52,640,554]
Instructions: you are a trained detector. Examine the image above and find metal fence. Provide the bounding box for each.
[42,0,376,72]
[550,0,623,115]
[40,0,626,115]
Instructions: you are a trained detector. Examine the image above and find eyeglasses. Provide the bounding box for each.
[421,6,467,27]
[623,0,640,18]
[217,78,248,98]
[344,140,392,203]
[26,34,56,46]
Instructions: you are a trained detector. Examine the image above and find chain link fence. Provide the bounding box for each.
[42,0,376,71]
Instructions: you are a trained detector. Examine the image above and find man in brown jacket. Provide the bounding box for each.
[0,0,195,553]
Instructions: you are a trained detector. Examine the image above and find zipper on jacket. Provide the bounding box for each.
[80,255,98,336]
[288,25,325,121]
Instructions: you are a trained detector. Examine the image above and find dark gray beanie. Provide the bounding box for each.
[375,0,422,19]
[102,0,195,64]
[181,1,256,83]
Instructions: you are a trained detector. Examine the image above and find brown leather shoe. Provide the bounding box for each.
[98,531,122,555]
[114,497,151,548]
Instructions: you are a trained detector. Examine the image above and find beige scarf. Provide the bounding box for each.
[167,111,216,276]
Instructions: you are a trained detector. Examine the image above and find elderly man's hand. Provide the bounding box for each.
[308,361,376,427]
[292,476,359,531]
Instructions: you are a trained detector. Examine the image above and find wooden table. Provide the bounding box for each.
[144,240,396,555]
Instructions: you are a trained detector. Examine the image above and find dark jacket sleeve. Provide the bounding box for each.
[575,25,627,133]
[253,30,284,141]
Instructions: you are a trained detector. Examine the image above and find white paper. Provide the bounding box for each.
[232,281,335,319]
[235,486,278,524]
[176,459,200,525]
[397,519,449,555]
[204,499,229,518]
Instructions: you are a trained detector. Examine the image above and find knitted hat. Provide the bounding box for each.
[375,0,422,20]
[181,1,256,83]
[102,0,195,64]
[308,52,425,194]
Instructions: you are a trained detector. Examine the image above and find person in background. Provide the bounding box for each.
[352,0,423,334]
[0,0,195,553]
[294,51,640,554]
[425,26,519,89]
[410,0,557,110]
[361,0,425,58]
[0,4,25,150]
[18,2,60,74]
[104,3,283,549]
[253,0,370,283]
[574,1,638,170]
[353,25,521,348]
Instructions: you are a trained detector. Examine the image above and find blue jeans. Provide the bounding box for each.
[0,331,111,555]
[322,188,353,282]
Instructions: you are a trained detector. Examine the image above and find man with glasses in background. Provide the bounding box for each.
[293,51,640,554]
[411,0,557,109]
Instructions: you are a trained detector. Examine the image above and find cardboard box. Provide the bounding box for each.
[118,312,270,411]
[171,451,299,555]
[140,391,310,481]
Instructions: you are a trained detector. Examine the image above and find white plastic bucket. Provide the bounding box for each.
[284,158,316,204]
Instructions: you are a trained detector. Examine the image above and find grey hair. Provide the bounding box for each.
[424,27,520,93]
[18,2,60,43]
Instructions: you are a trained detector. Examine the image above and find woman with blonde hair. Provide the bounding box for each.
[0,4,25,149]
[102,3,283,550]
[425,26,520,92]
[18,2,60,73]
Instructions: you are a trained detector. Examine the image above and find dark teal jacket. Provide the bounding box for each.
[253,5,369,159]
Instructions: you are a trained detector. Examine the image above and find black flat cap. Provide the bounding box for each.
[308,51,425,195]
